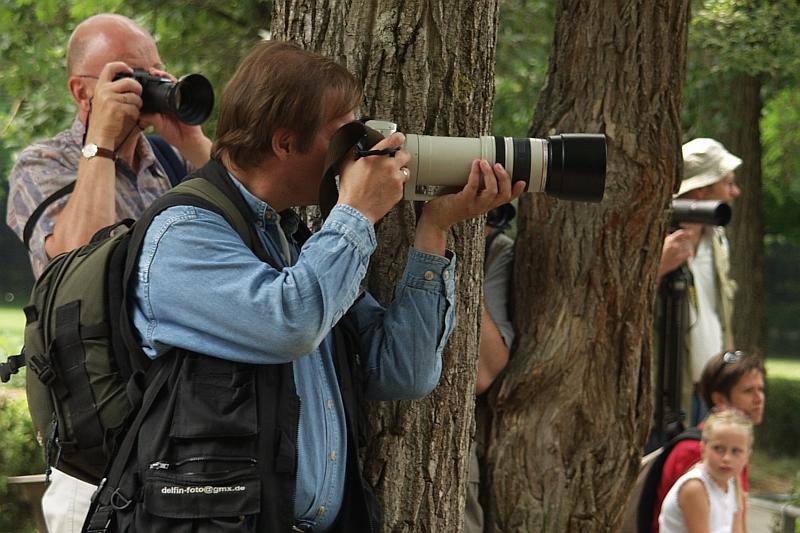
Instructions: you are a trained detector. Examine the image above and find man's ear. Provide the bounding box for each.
[272,128,295,160]
[67,76,92,114]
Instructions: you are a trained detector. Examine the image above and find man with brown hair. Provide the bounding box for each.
[87,40,525,532]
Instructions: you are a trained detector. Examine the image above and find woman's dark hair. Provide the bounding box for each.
[699,350,766,407]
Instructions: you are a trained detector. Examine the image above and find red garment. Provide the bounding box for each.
[651,432,749,532]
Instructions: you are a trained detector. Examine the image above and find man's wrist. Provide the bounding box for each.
[81,143,115,161]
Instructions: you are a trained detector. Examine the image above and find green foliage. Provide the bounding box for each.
[755,376,800,458]
[762,89,800,241]
[690,0,800,80]
[0,393,44,533]
[493,0,553,137]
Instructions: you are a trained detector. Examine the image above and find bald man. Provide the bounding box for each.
[7,13,212,278]
[5,14,211,531]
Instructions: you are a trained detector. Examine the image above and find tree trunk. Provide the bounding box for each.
[272,1,498,530]
[484,2,690,532]
[721,74,765,355]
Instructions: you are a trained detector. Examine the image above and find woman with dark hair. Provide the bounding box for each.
[650,350,765,532]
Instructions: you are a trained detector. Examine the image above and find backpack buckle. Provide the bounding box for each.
[85,505,114,533]
[0,354,25,383]
[29,355,57,385]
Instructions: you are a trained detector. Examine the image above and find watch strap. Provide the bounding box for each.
[93,146,115,159]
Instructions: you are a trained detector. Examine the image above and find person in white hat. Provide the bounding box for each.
[657,138,742,426]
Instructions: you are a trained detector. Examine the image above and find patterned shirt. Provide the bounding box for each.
[5,117,180,278]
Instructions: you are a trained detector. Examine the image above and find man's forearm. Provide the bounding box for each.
[173,134,212,168]
[45,155,116,258]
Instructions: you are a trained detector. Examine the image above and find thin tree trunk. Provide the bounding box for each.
[722,74,765,354]
[272,1,499,530]
[484,2,691,532]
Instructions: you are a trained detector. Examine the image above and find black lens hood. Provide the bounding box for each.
[545,134,607,203]
[173,73,214,125]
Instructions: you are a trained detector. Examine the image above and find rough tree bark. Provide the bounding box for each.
[272,1,499,530]
[722,74,766,354]
[483,2,691,532]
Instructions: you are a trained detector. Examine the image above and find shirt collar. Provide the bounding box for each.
[227,172,301,237]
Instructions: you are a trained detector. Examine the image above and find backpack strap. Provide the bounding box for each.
[146,135,187,187]
[635,426,702,532]
[114,160,285,378]
[22,182,75,251]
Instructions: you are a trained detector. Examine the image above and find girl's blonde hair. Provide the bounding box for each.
[702,408,754,447]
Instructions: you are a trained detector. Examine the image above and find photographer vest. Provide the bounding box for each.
[84,160,381,533]
[710,226,736,351]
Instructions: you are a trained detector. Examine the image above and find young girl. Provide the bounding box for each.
[658,409,752,533]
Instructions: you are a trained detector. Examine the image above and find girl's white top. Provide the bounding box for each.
[658,463,738,533]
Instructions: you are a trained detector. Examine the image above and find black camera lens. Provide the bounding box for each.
[114,70,214,125]
[670,199,731,226]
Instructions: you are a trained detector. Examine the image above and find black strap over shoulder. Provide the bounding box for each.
[146,135,187,187]
[22,181,75,251]
[112,161,284,379]
[635,426,702,532]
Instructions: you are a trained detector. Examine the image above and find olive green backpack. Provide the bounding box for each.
[0,175,254,484]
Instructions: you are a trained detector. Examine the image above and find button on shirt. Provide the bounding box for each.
[5,118,177,278]
[131,173,456,531]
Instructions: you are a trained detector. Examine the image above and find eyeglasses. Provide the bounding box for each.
[722,350,746,364]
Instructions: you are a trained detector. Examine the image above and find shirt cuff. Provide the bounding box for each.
[401,247,456,293]
[323,204,377,256]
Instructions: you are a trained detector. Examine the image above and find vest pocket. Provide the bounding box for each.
[137,465,260,532]
[169,369,258,439]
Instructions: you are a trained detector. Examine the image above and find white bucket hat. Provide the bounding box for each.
[678,138,742,196]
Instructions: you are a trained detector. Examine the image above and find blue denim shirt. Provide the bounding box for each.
[131,175,456,531]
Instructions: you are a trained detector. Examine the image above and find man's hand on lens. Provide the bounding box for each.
[337,132,411,224]
[420,159,525,232]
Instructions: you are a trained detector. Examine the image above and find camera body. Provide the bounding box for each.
[364,120,606,202]
[113,69,214,125]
